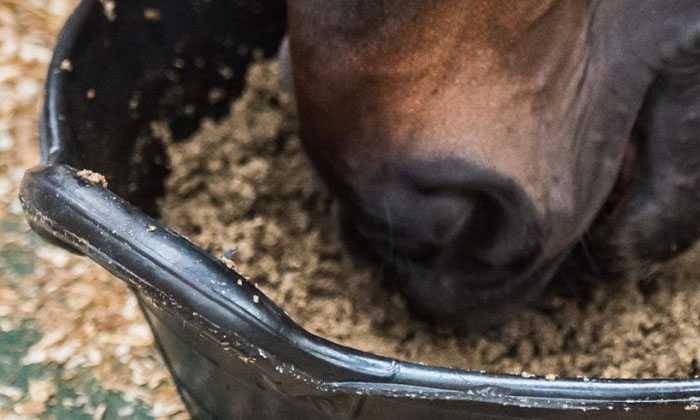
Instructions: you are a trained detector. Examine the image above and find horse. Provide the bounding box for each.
[281,0,700,325]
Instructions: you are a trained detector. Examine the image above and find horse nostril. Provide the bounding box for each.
[428,193,477,244]
[379,186,477,249]
[365,159,542,269]
[456,190,541,268]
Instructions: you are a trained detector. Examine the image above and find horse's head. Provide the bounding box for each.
[284,0,700,324]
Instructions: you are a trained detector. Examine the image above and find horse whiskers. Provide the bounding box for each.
[381,196,399,271]
[580,230,603,281]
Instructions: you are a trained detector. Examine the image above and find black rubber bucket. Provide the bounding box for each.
[19,1,700,419]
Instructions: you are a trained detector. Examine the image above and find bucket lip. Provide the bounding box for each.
[36,0,700,411]
[40,0,93,165]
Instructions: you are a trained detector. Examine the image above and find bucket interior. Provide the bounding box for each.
[46,0,286,216]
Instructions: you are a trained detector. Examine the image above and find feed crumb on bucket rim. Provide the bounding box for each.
[59,58,72,71]
[220,255,238,270]
[76,169,108,188]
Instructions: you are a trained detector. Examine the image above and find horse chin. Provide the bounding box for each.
[389,251,570,329]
